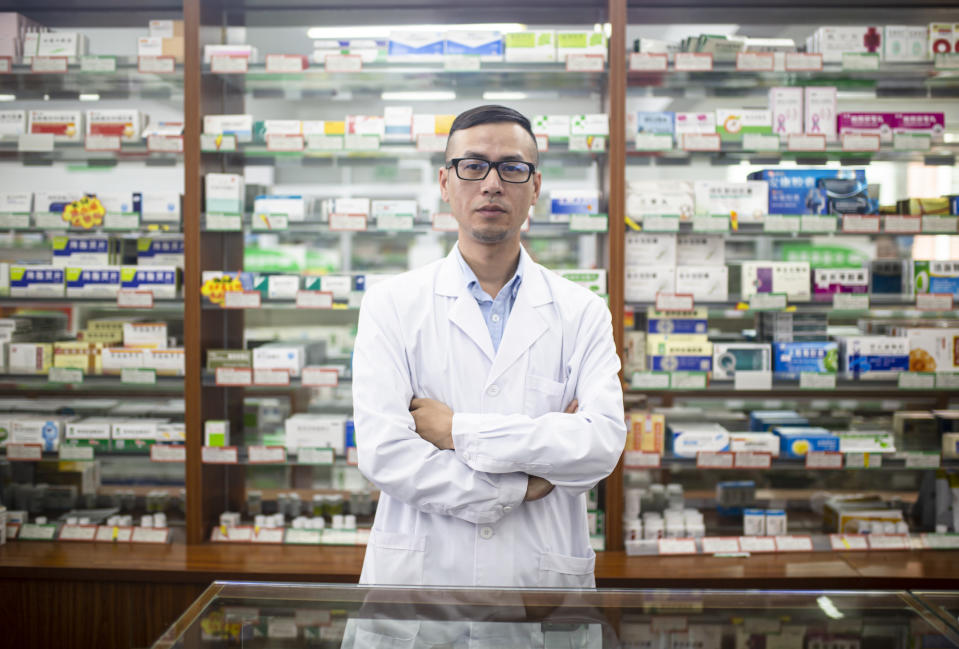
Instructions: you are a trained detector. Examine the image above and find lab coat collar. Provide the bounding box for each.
[438,244,553,379]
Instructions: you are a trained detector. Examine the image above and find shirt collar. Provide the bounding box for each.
[453,243,524,301]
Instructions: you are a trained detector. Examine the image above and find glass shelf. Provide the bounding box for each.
[202,142,605,162]
[626,147,958,165]
[0,141,183,163]
[0,374,184,392]
[626,299,959,319]
[201,372,351,389]
[2,57,183,98]
[622,452,956,472]
[0,223,182,234]
[629,219,952,238]
[0,295,183,310]
[626,376,958,395]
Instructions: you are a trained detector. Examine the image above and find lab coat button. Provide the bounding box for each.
[479,526,494,539]
[503,505,512,513]
[486,384,500,397]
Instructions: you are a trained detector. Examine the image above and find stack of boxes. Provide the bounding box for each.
[137,19,184,62]
[0,12,48,60]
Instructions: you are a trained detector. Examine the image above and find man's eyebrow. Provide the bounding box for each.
[459,150,531,162]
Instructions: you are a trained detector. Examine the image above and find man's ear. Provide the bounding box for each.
[439,166,450,203]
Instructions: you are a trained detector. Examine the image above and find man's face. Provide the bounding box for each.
[439,121,541,246]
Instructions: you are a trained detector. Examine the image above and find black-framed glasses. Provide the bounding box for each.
[446,158,536,183]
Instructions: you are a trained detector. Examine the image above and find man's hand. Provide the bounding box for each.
[524,400,577,502]
[410,398,454,450]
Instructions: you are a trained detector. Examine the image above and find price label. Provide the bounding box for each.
[223,290,261,309]
[739,536,777,553]
[800,373,836,390]
[202,446,239,464]
[377,214,415,231]
[443,55,481,71]
[103,212,140,231]
[253,369,291,386]
[298,447,335,465]
[674,52,713,71]
[7,443,42,461]
[921,215,958,233]
[295,290,334,309]
[774,536,814,552]
[735,451,772,469]
[569,213,608,233]
[58,524,97,542]
[624,451,661,468]
[630,371,670,390]
[253,527,285,543]
[266,54,306,72]
[49,367,83,384]
[937,373,959,389]
[344,134,379,151]
[249,446,287,464]
[916,293,953,311]
[432,212,458,231]
[200,133,237,152]
[903,452,941,469]
[121,368,157,385]
[844,452,882,469]
[20,523,58,540]
[306,134,344,151]
[634,133,673,151]
[131,527,171,544]
[829,534,869,551]
[764,215,801,233]
[806,451,843,469]
[150,445,185,462]
[0,213,30,229]
[893,133,932,150]
[302,366,339,387]
[841,133,880,152]
[801,215,837,233]
[749,293,787,311]
[59,445,94,461]
[736,52,775,71]
[566,53,604,72]
[658,538,698,555]
[787,134,826,151]
[702,537,741,554]
[935,52,959,69]
[842,214,880,233]
[215,367,253,386]
[85,134,121,152]
[252,214,288,231]
[147,135,184,152]
[734,370,773,391]
[884,215,921,233]
[18,133,54,152]
[205,213,242,231]
[867,534,910,551]
[32,56,68,73]
[629,52,667,71]
[899,372,935,389]
[743,133,780,151]
[785,52,823,71]
[415,134,448,152]
[842,52,880,70]
[697,451,734,469]
[325,54,362,72]
[211,54,249,73]
[285,529,322,545]
[642,214,681,231]
[347,446,359,465]
[692,215,729,232]
[655,293,694,312]
[682,133,720,151]
[80,55,117,73]
[921,533,959,550]
[0,57,10,73]
[833,293,869,310]
[138,56,175,74]
[329,213,367,231]
[535,134,549,152]
[266,134,304,151]
[95,526,132,543]
[671,371,707,390]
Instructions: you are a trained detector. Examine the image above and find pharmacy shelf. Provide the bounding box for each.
[622,451,956,472]
[205,61,606,94]
[201,448,355,467]
[208,216,587,237]
[1,60,183,99]
[625,147,958,166]
[627,60,959,93]
[0,141,183,163]
[0,295,183,310]
[625,299,959,319]
[200,372,351,389]
[0,447,168,461]
[625,376,958,398]
[202,142,606,162]
[0,374,184,392]
[629,218,957,238]
[201,299,357,311]
[0,224,182,234]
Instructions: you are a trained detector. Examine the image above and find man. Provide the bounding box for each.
[352,105,625,588]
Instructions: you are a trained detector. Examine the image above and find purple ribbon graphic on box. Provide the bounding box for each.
[810,115,821,132]
[776,115,786,132]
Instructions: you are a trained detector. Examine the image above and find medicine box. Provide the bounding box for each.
[51,235,113,267]
[669,423,729,458]
[120,266,178,299]
[812,26,882,62]
[100,348,146,374]
[812,268,869,302]
[625,267,674,303]
[627,412,665,453]
[646,307,709,335]
[915,260,959,297]
[715,109,772,142]
[65,267,121,298]
[555,30,607,61]
[625,232,676,266]
[383,107,412,143]
[840,336,909,379]
[743,509,765,536]
[557,269,607,295]
[774,427,839,459]
[532,115,570,142]
[137,236,184,267]
[504,31,556,62]
[65,418,113,450]
[204,420,230,447]
[748,169,866,215]
[10,265,64,297]
[740,261,811,302]
[284,414,347,454]
[551,190,600,215]
[884,26,928,62]
[693,181,768,223]
[141,192,181,224]
[123,322,167,349]
[749,410,808,432]
[804,87,837,141]
[626,181,694,222]
[203,115,253,142]
[674,112,716,135]
[769,87,803,136]
[765,510,787,535]
[675,265,729,302]
[0,110,26,139]
[11,417,63,451]
[28,110,83,143]
[205,173,244,214]
[37,32,88,58]
[772,341,839,378]
[729,432,779,456]
[838,112,894,143]
[905,327,959,373]
[712,343,772,379]
[388,31,444,62]
[86,110,143,143]
[677,235,725,266]
[444,31,504,61]
[646,338,712,372]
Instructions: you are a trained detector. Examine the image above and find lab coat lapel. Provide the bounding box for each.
[435,251,496,362]
[487,252,553,386]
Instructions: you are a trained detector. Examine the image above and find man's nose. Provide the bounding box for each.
[480,166,504,194]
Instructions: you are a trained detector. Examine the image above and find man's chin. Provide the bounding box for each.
[468,226,512,244]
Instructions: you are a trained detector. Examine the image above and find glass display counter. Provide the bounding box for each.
[153,581,959,648]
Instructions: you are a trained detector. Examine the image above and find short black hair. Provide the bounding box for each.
[445,105,538,161]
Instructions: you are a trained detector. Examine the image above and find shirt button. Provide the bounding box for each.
[503,505,512,513]
[486,384,500,397]
[479,526,494,539]
[491,313,501,323]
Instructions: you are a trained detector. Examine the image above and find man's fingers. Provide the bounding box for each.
[410,398,425,411]
[564,399,578,414]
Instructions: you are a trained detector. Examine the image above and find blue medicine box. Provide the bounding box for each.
[748,169,866,215]
[774,426,840,459]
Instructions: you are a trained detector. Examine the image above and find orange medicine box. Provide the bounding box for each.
[627,411,665,453]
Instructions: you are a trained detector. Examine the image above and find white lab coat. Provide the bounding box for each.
[352,245,626,588]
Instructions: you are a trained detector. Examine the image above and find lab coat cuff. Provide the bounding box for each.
[497,472,528,514]
[451,412,477,461]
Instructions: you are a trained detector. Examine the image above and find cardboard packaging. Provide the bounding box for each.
[444,31,504,61]
[9,342,54,374]
[625,232,677,266]
[693,181,768,223]
[10,265,64,297]
[677,235,725,266]
[674,112,716,135]
[804,87,837,141]
[557,269,607,295]
[769,87,803,136]
[0,110,26,139]
[812,26,882,62]
[141,192,182,224]
[203,44,256,64]
[729,432,779,456]
[625,267,674,302]
[646,338,713,372]
[627,411,665,453]
[748,169,867,215]
[504,31,556,62]
[123,322,168,349]
[284,414,347,454]
[204,420,230,447]
[812,268,869,301]
[669,423,729,458]
[840,336,909,379]
[556,30,607,61]
[137,236,184,267]
[893,113,945,140]
[838,112,894,143]
[203,115,253,142]
[675,265,729,302]
[774,426,840,459]
[646,307,708,335]
[550,190,600,216]
[773,341,839,378]
[53,341,102,374]
[100,348,146,374]
[28,110,83,143]
[387,31,444,62]
[51,235,113,267]
[149,19,184,38]
[119,266,179,299]
[626,181,694,222]
[905,328,959,373]
[37,32,88,58]
[205,173,245,214]
[144,348,184,376]
[715,109,772,142]
[928,23,955,57]
[915,260,959,296]
[206,349,252,370]
[884,25,928,62]
[86,110,143,143]
[11,417,64,451]
[712,343,772,379]
[65,267,121,298]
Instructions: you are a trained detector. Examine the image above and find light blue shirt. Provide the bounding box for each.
[453,245,524,353]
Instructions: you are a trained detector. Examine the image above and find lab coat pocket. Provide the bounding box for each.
[368,529,428,586]
[525,374,567,417]
[538,550,596,588]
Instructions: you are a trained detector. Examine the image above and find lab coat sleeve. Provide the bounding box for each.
[450,297,626,492]
[353,286,528,525]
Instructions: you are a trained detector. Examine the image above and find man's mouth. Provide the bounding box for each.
[476,204,507,216]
